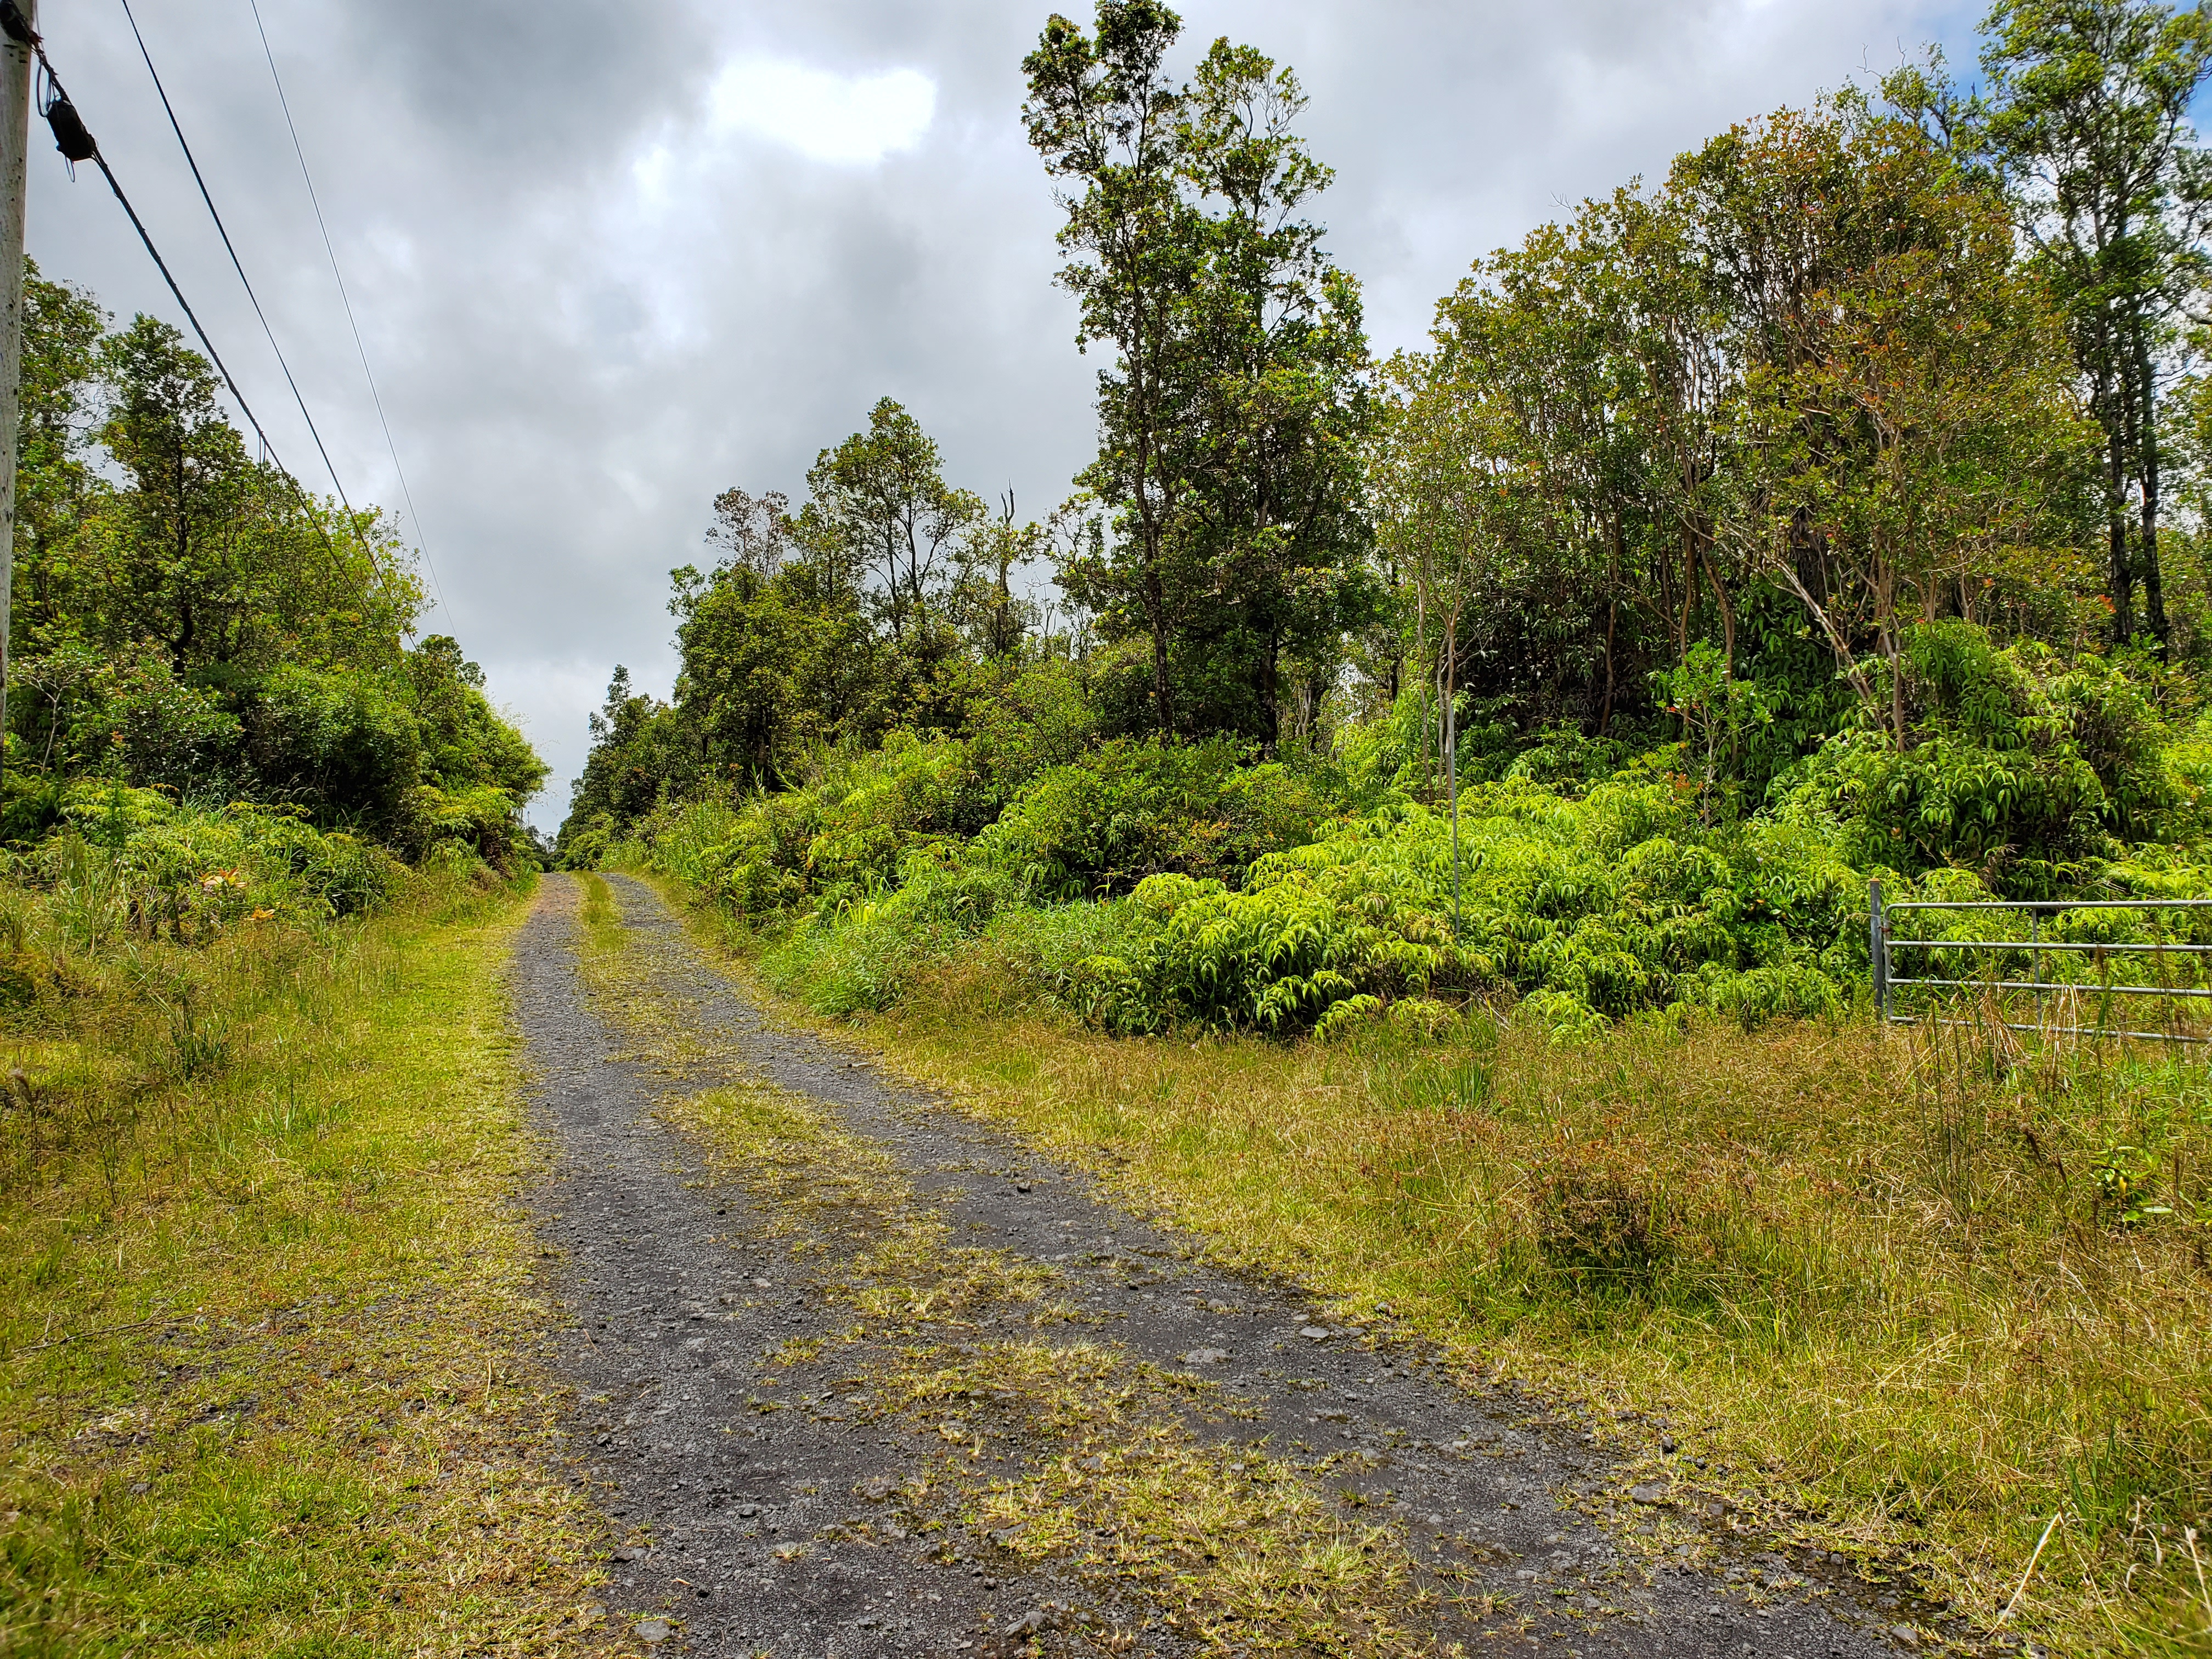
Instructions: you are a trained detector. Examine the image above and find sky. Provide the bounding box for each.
[21,0,1980,830]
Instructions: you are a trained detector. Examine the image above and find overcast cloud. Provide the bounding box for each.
[22,0,1977,828]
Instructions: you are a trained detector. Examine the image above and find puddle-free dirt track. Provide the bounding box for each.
[514,872,1944,1657]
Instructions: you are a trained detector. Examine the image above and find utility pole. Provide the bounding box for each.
[0,0,32,755]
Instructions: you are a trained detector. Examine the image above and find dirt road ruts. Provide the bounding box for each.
[514,872,1953,1657]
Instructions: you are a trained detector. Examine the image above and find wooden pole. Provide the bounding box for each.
[0,0,33,759]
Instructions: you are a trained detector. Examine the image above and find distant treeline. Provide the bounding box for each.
[565,0,2212,893]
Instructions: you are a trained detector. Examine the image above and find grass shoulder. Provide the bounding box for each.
[1,872,625,1658]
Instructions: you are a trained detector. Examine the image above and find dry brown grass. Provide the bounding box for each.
[666,897,2212,1657]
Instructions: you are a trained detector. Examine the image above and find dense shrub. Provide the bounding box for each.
[969,738,1331,899]
[41,782,404,941]
[1050,786,1866,1036]
[627,734,996,918]
[1795,624,2203,892]
[608,619,2212,1039]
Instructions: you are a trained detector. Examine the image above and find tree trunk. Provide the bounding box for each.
[1145,550,1173,738]
[2098,356,2135,647]
[1260,631,1280,756]
[1877,559,1903,753]
[2135,325,2169,652]
[1596,599,1617,738]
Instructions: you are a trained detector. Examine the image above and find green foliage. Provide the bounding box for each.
[969,738,1330,900]
[555,413,1053,859]
[1891,0,2212,647]
[1049,787,1867,1035]
[1024,5,1378,744]
[574,13,2212,1050]
[616,733,993,918]
[36,785,404,945]
[247,662,424,826]
[5,267,544,873]
[1791,622,2202,890]
[609,610,2212,1039]
[962,657,1099,786]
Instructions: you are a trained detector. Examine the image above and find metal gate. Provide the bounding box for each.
[1870,881,2212,1042]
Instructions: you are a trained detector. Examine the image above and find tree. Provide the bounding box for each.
[12,263,107,664]
[666,546,881,791]
[1370,96,2096,794]
[1176,41,1378,749]
[561,665,681,844]
[97,317,256,670]
[1678,100,2092,746]
[2,270,539,850]
[1892,0,2212,650]
[1406,211,1684,748]
[952,492,1044,661]
[803,398,983,645]
[1025,3,1207,736]
[1025,5,1375,745]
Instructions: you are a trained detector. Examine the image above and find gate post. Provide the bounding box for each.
[1870,879,1888,1026]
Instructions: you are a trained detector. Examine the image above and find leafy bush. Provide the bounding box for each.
[43,783,402,936]
[632,734,997,918]
[245,663,425,827]
[962,658,1101,793]
[1795,623,2193,891]
[623,729,1340,922]
[969,737,1332,899]
[758,777,1880,1036]
[1047,785,1867,1034]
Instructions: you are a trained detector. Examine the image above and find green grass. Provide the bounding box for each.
[0,871,627,1658]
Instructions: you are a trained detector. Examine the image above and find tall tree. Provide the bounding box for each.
[1025,2,1203,736]
[1025,5,1374,745]
[952,492,1043,661]
[1176,41,1377,749]
[1892,0,2212,649]
[98,317,253,670]
[1680,101,2090,744]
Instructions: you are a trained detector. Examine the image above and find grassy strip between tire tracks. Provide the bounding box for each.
[0,876,630,1659]
[633,870,2212,1658]
[579,874,1455,1653]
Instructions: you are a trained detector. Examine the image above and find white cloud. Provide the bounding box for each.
[707,57,936,165]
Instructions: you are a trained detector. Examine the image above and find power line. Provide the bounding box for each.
[18,24,351,574]
[246,0,451,625]
[116,0,356,523]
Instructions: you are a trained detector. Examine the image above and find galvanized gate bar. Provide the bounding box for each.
[1871,879,2211,1042]
[1886,939,2212,953]
[1885,898,2212,911]
[1894,977,2212,998]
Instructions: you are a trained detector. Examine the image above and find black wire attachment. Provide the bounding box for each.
[0,1,38,49]
[19,14,354,579]
[42,86,93,166]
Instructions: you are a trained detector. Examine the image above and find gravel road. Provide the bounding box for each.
[515,872,1959,1658]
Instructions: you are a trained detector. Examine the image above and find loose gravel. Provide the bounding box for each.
[515,873,1957,1657]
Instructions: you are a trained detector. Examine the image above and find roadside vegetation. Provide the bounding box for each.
[0,866,614,1658]
[563,3,2212,1652]
[0,253,584,1647]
